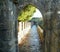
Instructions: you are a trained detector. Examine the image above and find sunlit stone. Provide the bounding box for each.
[11,11,13,15]
[57,11,60,14]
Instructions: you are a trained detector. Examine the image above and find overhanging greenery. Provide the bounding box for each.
[17,5,36,22]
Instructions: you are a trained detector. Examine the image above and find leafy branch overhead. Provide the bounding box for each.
[17,5,36,22]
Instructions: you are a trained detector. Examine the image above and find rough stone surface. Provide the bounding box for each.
[0,0,18,52]
[0,0,60,52]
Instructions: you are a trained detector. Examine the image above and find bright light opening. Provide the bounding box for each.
[32,8,43,18]
[18,6,43,45]
[57,11,60,14]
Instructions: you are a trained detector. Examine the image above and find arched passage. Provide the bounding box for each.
[0,0,60,52]
[17,4,44,52]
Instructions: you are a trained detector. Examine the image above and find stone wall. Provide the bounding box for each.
[0,0,18,52]
[44,0,60,52]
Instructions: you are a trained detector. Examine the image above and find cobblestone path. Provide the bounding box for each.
[19,25,42,52]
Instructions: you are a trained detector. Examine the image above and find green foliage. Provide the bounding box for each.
[30,18,41,22]
[30,18,44,29]
[18,5,36,22]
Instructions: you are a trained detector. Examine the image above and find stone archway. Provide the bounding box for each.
[0,0,60,52]
[16,0,46,17]
[17,3,44,45]
[16,1,49,52]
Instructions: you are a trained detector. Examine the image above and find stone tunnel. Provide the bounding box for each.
[0,0,60,52]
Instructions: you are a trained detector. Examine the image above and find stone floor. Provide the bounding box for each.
[19,25,42,52]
